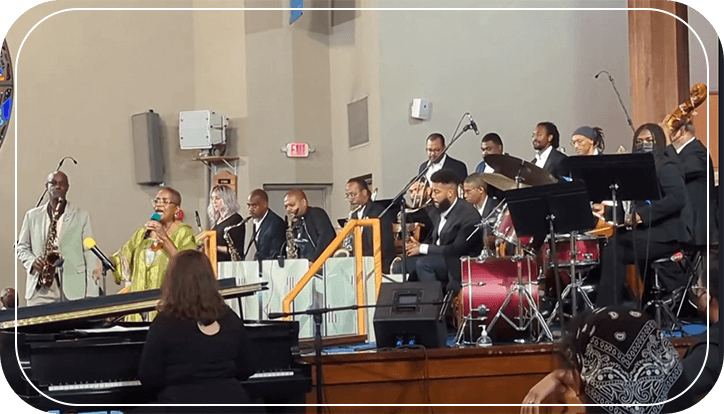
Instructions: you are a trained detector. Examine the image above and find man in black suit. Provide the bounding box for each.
[531,122,568,179]
[418,133,468,184]
[669,122,718,246]
[246,189,286,261]
[284,189,336,262]
[344,178,396,272]
[401,170,482,294]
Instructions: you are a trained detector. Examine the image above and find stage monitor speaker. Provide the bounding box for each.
[373,281,447,348]
[132,110,164,185]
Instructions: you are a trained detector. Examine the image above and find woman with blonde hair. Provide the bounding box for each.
[207,185,246,262]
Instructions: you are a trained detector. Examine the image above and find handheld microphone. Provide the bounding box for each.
[194,211,203,233]
[144,212,163,239]
[83,237,116,272]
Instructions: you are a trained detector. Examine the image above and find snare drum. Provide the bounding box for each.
[458,257,540,342]
[544,234,601,268]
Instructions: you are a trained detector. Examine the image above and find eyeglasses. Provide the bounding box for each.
[344,192,360,200]
[152,197,177,206]
[571,138,589,147]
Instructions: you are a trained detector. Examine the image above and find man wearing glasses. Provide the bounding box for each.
[418,133,468,184]
[17,171,101,306]
[343,178,395,272]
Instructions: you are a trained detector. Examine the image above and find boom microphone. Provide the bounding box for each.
[467,114,480,135]
[144,212,163,239]
[83,237,116,272]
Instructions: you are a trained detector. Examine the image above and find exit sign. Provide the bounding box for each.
[285,142,310,158]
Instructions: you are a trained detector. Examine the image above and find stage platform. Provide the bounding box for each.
[300,336,698,413]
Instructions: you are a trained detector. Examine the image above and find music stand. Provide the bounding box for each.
[564,154,660,304]
[501,181,596,333]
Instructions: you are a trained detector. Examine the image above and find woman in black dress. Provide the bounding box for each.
[138,250,255,412]
[207,185,246,261]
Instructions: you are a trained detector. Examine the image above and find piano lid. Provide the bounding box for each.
[0,278,266,330]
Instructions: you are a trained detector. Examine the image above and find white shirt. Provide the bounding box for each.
[253,209,269,242]
[483,163,494,174]
[477,196,489,217]
[356,205,366,219]
[675,136,697,154]
[534,145,553,169]
[425,154,447,182]
[419,198,458,254]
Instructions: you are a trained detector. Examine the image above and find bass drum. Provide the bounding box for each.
[457,257,540,343]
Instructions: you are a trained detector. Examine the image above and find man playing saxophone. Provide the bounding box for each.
[16,171,100,306]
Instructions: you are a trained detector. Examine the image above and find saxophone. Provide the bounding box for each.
[285,215,299,259]
[38,199,63,289]
[223,222,244,262]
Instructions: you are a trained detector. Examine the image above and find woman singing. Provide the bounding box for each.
[112,188,196,320]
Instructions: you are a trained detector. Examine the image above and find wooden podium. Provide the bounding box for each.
[196,230,218,277]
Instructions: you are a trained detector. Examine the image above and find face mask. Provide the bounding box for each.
[634,141,654,153]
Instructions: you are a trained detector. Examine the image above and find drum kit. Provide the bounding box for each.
[455,154,605,345]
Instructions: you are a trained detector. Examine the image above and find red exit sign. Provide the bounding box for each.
[285,142,309,158]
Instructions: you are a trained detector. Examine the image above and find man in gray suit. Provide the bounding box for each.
[16,171,99,306]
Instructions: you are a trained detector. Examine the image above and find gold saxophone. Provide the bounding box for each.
[286,215,299,259]
[38,199,63,289]
[223,221,244,262]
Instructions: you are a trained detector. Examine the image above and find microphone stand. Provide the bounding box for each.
[34,156,78,208]
[596,70,635,134]
[380,113,477,276]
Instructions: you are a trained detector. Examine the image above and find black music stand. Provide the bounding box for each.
[564,154,660,304]
[503,181,596,331]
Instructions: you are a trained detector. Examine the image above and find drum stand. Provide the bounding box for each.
[546,232,595,326]
[486,241,553,343]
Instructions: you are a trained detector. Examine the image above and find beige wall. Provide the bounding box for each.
[3,2,707,305]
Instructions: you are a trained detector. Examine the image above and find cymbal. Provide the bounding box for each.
[484,153,557,186]
[481,173,531,191]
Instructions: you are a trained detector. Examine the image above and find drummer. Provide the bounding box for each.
[463,173,500,219]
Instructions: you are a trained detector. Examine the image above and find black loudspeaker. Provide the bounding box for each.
[373,281,447,348]
[131,110,164,185]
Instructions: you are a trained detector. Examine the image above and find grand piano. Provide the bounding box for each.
[0,278,312,413]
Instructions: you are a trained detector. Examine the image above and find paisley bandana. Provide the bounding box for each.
[571,307,682,414]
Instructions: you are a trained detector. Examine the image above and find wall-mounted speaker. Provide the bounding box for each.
[373,281,447,348]
[132,110,164,185]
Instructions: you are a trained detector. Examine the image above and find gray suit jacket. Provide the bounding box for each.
[17,202,99,301]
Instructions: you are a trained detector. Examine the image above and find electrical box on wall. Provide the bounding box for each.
[179,110,228,149]
[411,99,431,120]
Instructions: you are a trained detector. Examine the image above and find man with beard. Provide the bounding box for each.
[400,170,482,294]
[283,189,336,262]
[531,121,568,179]
[16,171,100,305]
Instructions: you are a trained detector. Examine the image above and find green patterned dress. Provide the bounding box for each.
[111,223,196,321]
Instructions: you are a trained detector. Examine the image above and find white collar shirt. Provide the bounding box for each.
[534,145,553,169]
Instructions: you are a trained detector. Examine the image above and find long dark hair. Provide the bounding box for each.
[158,250,226,325]
[632,123,667,153]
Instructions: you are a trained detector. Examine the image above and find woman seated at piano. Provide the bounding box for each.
[138,250,254,411]
[111,188,196,321]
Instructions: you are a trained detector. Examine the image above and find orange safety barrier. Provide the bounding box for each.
[282,218,383,336]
